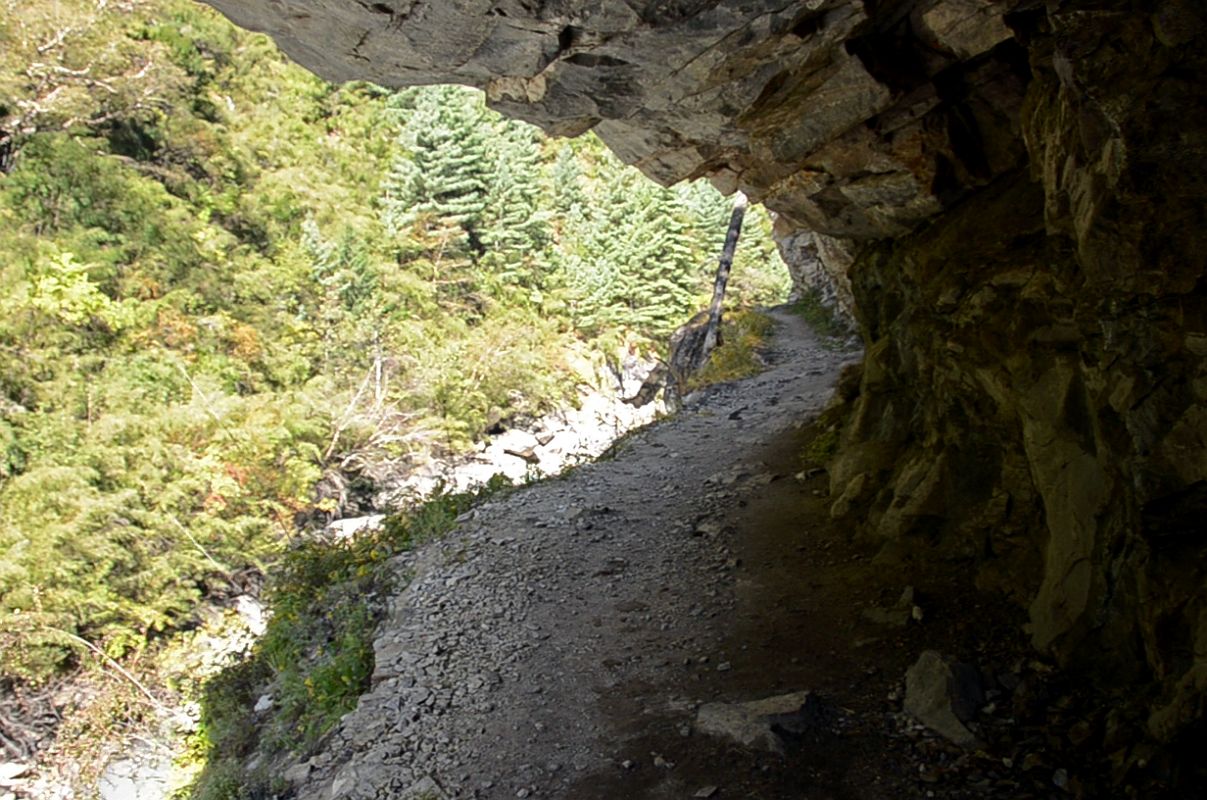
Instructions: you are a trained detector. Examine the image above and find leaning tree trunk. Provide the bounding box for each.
[657,191,750,408]
[701,191,747,357]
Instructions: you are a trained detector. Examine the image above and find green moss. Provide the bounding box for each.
[802,426,840,465]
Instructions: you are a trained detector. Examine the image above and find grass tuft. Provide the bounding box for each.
[799,398,852,470]
[789,288,851,342]
[802,424,840,466]
[685,309,775,391]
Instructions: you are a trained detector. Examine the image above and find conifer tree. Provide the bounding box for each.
[481,120,553,294]
[301,220,381,372]
[550,143,586,214]
[625,184,701,332]
[379,151,422,239]
[564,166,704,334]
[487,121,545,237]
[381,86,493,257]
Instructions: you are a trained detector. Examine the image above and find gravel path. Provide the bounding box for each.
[294,308,858,800]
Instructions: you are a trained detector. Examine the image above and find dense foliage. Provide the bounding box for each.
[0,0,789,687]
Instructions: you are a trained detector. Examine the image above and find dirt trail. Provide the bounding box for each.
[290,307,868,799]
[292,309,1049,800]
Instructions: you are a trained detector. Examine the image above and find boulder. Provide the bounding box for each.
[695,690,823,753]
[904,651,985,747]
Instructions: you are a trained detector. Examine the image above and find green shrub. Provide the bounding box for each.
[789,288,851,341]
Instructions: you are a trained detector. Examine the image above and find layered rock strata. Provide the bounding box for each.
[203,0,1207,745]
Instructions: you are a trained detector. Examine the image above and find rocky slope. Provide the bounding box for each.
[203,0,1206,756]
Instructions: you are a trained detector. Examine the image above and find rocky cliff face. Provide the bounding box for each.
[203,0,1206,746]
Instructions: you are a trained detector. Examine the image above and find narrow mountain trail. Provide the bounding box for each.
[291,309,1046,800]
[289,307,859,799]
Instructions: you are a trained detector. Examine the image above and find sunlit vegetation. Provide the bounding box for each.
[685,310,777,392]
[0,0,791,785]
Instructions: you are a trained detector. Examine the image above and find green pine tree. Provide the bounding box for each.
[385,86,493,257]
[480,120,553,296]
[626,185,701,332]
[550,143,586,214]
[564,166,704,334]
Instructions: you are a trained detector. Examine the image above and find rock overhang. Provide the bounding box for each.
[202,0,1030,241]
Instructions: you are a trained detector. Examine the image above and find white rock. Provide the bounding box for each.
[97,753,174,800]
[0,762,30,782]
[904,651,984,747]
[283,763,311,784]
[326,514,386,540]
[233,595,267,636]
[696,691,817,753]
